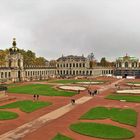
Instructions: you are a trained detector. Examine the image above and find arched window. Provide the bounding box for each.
[125,62,128,68]
[18,59,20,67]
[132,63,134,67]
[119,62,122,67]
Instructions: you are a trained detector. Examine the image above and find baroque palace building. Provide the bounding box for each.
[0,38,120,83]
[114,54,140,78]
[0,39,56,82]
[56,55,114,77]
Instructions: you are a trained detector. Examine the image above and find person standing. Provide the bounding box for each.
[37,94,39,100]
[33,94,36,100]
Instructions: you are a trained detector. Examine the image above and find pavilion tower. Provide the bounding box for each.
[5,38,24,82]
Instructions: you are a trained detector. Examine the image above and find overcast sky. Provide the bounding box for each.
[0,0,140,61]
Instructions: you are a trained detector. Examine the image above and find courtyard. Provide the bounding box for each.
[0,76,140,140]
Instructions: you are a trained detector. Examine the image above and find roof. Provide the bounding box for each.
[117,55,139,61]
[57,55,86,61]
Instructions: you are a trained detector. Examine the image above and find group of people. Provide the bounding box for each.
[88,89,98,96]
[33,94,39,100]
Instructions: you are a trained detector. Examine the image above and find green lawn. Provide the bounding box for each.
[52,133,73,140]
[8,84,76,96]
[80,107,137,126]
[70,122,134,139]
[106,94,140,103]
[0,100,51,113]
[49,79,105,84]
[0,110,18,120]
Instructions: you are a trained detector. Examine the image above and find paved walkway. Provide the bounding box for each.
[0,79,123,140]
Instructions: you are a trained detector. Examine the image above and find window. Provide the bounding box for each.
[125,62,128,68]
[119,62,122,67]
[5,72,7,78]
[9,72,11,77]
[1,72,3,78]
[18,59,20,67]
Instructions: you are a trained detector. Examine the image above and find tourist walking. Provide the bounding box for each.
[88,89,91,96]
[37,94,39,100]
[71,99,75,105]
[33,94,36,100]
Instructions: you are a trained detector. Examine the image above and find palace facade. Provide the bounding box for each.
[114,55,140,78]
[2,39,140,82]
[0,39,115,82]
[56,55,114,77]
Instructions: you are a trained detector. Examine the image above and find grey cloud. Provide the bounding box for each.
[0,0,140,61]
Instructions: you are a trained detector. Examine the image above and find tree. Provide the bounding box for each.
[87,52,95,61]
[35,57,46,66]
[49,60,57,67]
[20,49,46,66]
[87,52,97,68]
[0,50,8,65]
[89,60,97,68]
[100,57,108,67]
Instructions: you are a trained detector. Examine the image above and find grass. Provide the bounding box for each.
[52,133,73,140]
[70,122,134,139]
[80,107,137,126]
[49,79,105,84]
[0,100,52,113]
[106,94,140,103]
[8,84,76,96]
[0,110,18,120]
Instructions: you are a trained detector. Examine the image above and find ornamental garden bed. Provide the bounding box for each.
[58,86,86,91]
[80,106,137,126]
[106,94,140,103]
[117,89,140,94]
[0,100,52,113]
[0,110,18,120]
[70,122,134,139]
[49,79,106,84]
[8,84,76,97]
[52,133,73,140]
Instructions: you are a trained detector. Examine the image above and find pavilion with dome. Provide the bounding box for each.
[114,54,140,78]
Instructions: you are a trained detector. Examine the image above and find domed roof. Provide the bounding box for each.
[9,38,19,54]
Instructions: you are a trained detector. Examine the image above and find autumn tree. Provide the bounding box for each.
[0,50,8,65]
[87,52,97,68]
